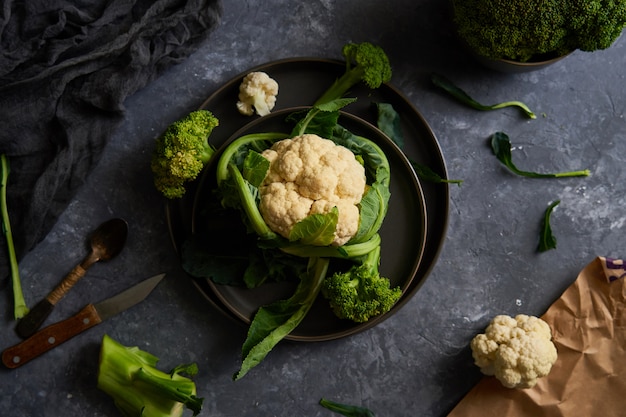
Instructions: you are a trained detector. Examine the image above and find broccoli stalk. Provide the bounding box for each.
[151,110,219,199]
[321,243,402,323]
[97,334,203,417]
[0,154,29,319]
[314,42,392,106]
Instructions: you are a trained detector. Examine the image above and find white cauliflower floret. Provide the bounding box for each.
[236,71,279,117]
[470,314,558,389]
[259,134,366,246]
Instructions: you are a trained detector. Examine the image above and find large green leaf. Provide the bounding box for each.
[289,206,338,246]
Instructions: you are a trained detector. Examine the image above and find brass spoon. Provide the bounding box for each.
[15,218,128,339]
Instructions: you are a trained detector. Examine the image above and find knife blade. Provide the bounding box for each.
[2,273,165,369]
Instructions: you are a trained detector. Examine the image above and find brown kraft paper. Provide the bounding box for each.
[448,256,626,417]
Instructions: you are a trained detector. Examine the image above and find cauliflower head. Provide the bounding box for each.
[236,71,279,117]
[470,314,557,389]
[259,134,366,246]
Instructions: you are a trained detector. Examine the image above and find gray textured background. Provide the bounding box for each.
[2,1,625,416]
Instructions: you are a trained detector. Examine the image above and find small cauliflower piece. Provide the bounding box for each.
[259,134,366,246]
[236,71,279,116]
[470,314,557,389]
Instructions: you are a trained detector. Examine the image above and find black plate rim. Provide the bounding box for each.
[165,57,450,340]
[190,106,428,341]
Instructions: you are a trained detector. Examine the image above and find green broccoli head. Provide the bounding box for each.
[321,245,401,323]
[452,0,626,62]
[341,42,392,90]
[151,109,219,199]
[314,42,392,106]
[568,0,626,52]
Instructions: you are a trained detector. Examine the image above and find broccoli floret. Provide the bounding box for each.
[321,244,401,323]
[452,0,626,62]
[314,42,392,106]
[151,109,219,199]
[97,334,203,417]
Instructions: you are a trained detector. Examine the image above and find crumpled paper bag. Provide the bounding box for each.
[448,256,626,417]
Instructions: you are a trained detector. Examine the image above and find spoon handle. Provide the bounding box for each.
[14,264,88,339]
[46,264,87,304]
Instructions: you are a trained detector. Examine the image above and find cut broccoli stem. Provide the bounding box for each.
[97,334,203,417]
[314,66,366,107]
[0,154,29,320]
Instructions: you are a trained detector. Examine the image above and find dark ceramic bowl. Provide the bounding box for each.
[468,49,572,74]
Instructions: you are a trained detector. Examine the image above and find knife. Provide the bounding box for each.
[2,273,165,369]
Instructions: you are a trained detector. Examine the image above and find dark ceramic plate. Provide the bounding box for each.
[191,107,427,341]
[165,58,450,340]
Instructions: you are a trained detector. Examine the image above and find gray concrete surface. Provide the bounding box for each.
[1,1,625,416]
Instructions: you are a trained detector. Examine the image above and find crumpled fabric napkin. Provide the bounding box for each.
[0,0,223,279]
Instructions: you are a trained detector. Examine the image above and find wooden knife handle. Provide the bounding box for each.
[2,304,102,369]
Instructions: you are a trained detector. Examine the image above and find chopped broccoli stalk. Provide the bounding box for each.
[0,154,29,320]
[97,334,204,417]
[321,243,402,323]
[151,110,219,199]
[320,398,376,417]
[314,42,392,106]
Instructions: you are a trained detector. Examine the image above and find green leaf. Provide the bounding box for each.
[431,73,536,119]
[316,97,357,112]
[290,98,356,137]
[319,398,376,417]
[490,132,590,178]
[234,257,330,380]
[538,200,560,252]
[373,102,462,185]
[375,102,404,149]
[289,207,339,246]
[409,159,463,186]
[330,125,391,243]
[352,182,389,243]
[243,150,270,187]
[181,236,249,286]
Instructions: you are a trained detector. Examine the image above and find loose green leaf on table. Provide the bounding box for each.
[319,398,376,417]
[374,102,462,185]
[490,132,590,178]
[538,200,560,252]
[431,73,536,119]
